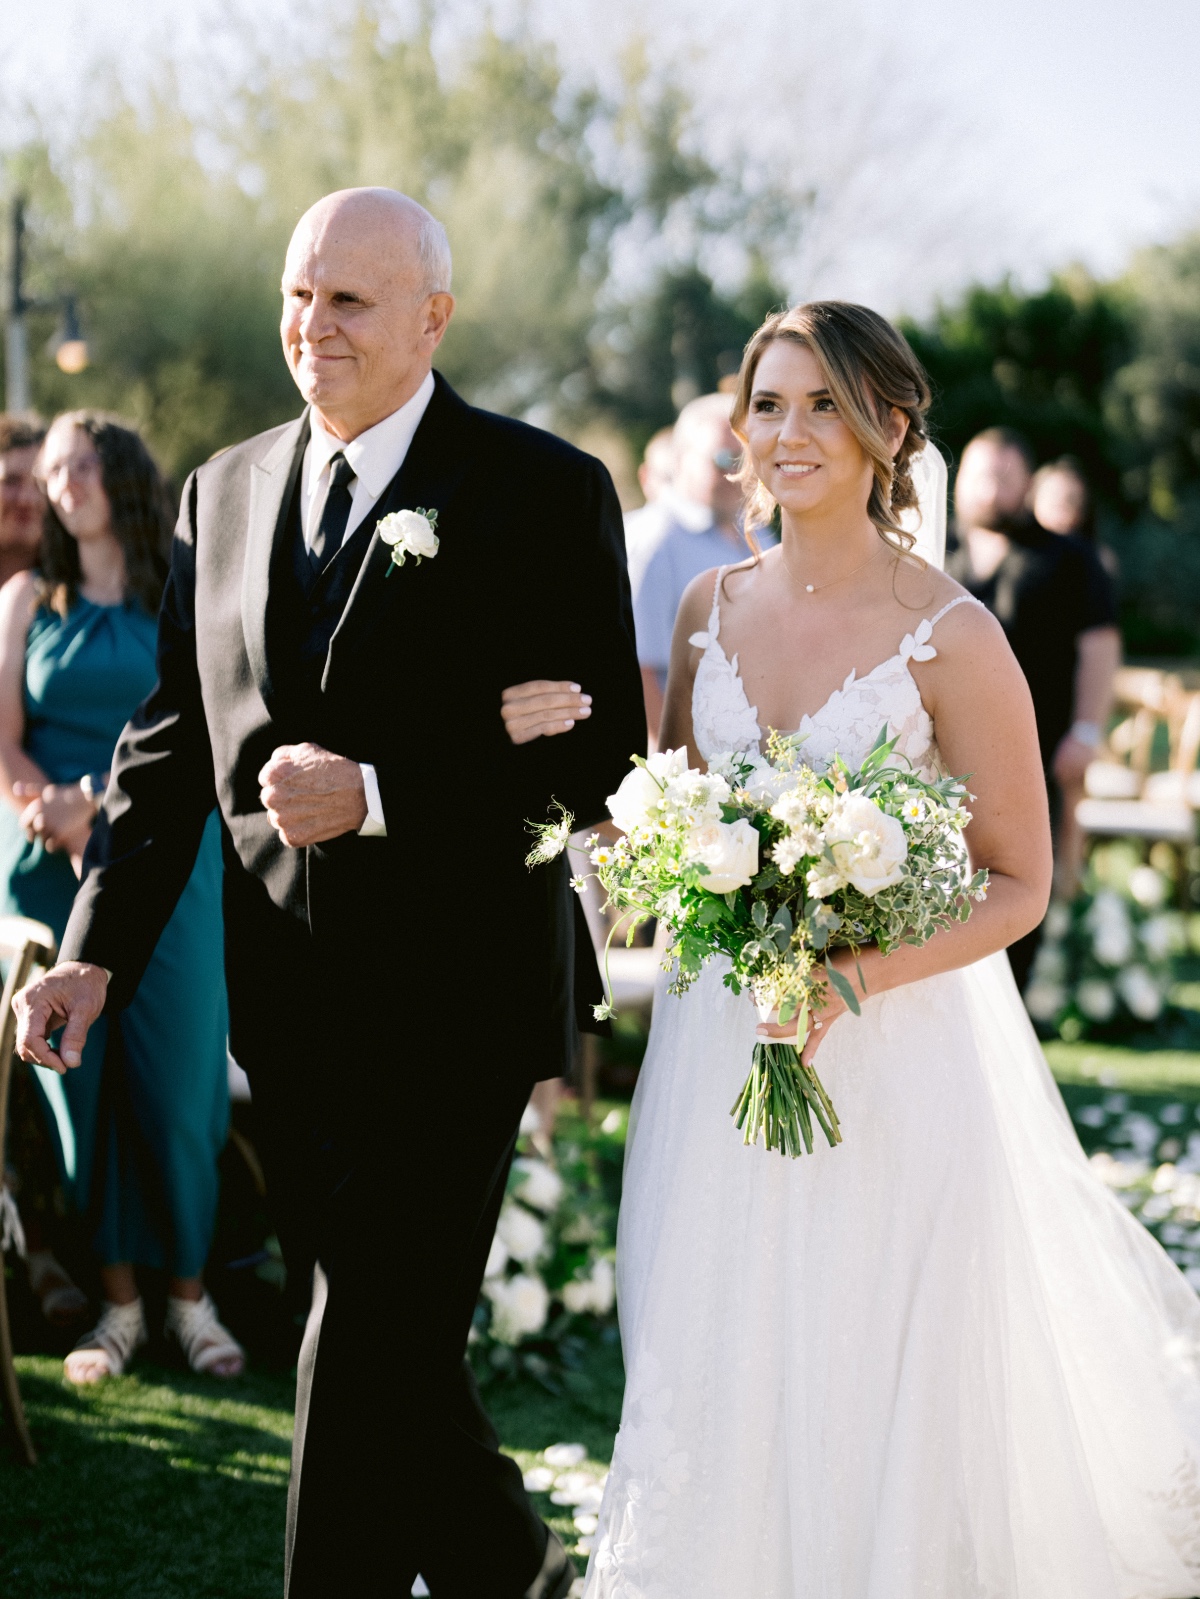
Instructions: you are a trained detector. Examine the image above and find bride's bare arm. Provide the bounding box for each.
[780,601,1052,1060]
[658,570,721,764]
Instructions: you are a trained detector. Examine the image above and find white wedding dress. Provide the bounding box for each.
[585,572,1200,1599]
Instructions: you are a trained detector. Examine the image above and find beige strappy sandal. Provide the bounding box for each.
[165,1292,245,1378]
[65,1298,148,1382]
[27,1249,89,1328]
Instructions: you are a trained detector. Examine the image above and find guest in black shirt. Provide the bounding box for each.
[945,428,1119,987]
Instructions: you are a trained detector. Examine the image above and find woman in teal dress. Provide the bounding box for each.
[0,411,242,1381]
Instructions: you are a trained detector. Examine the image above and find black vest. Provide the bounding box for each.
[272,475,379,734]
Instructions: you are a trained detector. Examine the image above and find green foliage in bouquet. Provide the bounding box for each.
[530,729,988,1159]
[472,1107,621,1389]
[1025,851,1185,1040]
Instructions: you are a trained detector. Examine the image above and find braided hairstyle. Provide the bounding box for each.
[729,301,932,552]
[38,412,172,618]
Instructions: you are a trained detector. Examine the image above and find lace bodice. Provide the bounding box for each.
[689,569,979,781]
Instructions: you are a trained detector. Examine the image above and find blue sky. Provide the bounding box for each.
[1,0,1197,313]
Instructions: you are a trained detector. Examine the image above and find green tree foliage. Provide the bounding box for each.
[901,272,1134,507]
[2,7,775,485]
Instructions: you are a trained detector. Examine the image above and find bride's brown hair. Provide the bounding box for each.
[730,300,932,551]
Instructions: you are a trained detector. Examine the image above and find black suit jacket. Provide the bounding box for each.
[61,374,644,1084]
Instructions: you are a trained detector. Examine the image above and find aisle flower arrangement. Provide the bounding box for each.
[530,731,987,1158]
[1024,863,1185,1039]
[472,1110,619,1383]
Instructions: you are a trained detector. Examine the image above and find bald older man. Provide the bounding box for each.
[15,189,643,1597]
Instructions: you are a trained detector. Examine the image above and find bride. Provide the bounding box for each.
[583,302,1200,1597]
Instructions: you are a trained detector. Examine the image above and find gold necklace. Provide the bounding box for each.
[780,542,886,595]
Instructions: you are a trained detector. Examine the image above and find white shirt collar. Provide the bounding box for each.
[307,369,436,495]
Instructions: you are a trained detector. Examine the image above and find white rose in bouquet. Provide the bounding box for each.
[485,1272,550,1345]
[496,1202,547,1263]
[511,1158,565,1214]
[824,793,908,896]
[686,817,760,893]
[607,747,690,833]
[743,757,793,805]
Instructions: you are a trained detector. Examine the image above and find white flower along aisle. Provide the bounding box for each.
[473,1106,619,1381]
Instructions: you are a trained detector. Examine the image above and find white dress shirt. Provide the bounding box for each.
[301,370,435,837]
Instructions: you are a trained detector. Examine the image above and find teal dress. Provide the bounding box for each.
[1,598,228,1279]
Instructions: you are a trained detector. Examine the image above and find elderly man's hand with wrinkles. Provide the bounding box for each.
[15,962,109,1074]
[259,741,368,846]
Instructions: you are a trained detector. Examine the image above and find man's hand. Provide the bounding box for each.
[258,742,368,846]
[15,962,108,1074]
[501,681,592,746]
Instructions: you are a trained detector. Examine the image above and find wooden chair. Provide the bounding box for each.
[1076,673,1200,903]
[0,914,58,1466]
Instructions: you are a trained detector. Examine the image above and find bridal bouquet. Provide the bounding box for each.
[529,730,988,1158]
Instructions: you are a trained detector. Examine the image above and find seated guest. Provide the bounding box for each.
[635,393,765,743]
[0,411,241,1381]
[945,428,1119,967]
[623,426,677,597]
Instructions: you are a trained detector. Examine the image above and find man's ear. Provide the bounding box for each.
[424,292,455,351]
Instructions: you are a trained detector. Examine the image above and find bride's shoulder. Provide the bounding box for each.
[894,561,999,643]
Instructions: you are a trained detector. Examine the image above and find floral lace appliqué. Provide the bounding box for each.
[691,574,978,782]
[585,1352,690,1599]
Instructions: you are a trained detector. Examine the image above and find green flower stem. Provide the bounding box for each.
[730,1043,842,1158]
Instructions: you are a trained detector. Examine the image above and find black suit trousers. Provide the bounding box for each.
[232,913,548,1597]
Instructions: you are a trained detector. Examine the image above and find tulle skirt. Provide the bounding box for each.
[585,953,1200,1599]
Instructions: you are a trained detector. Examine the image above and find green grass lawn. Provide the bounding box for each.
[1045,1038,1200,1097]
[0,1342,624,1597]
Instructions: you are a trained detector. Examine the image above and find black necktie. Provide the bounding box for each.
[310,452,355,573]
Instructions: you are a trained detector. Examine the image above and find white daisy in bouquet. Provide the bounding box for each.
[530,728,988,1159]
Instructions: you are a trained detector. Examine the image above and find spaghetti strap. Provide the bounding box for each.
[687,567,727,652]
[928,593,983,630]
[708,567,726,636]
[899,593,984,665]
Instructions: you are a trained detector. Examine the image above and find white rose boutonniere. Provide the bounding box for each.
[377,507,439,575]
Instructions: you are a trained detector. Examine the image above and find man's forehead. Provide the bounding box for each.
[282,233,415,292]
[964,441,1027,473]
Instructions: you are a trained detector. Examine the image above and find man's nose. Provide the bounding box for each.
[300,298,335,344]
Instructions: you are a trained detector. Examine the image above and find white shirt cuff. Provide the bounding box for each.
[358,763,387,837]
